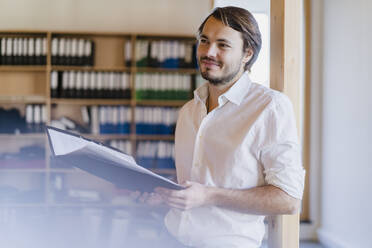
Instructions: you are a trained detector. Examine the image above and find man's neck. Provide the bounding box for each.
[207,70,245,112]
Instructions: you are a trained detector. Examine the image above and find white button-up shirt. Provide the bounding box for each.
[165,72,305,248]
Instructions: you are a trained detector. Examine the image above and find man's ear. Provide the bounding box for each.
[243,48,253,64]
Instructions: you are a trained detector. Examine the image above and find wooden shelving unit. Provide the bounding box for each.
[0,30,197,208]
[0,95,46,104]
[136,135,174,141]
[0,133,45,139]
[135,99,187,107]
[84,133,132,140]
[0,66,47,72]
[51,65,130,72]
[135,67,198,74]
[0,169,47,173]
[51,98,132,105]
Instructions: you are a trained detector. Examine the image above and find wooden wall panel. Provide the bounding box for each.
[268,0,303,247]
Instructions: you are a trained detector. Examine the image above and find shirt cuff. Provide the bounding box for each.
[264,166,305,199]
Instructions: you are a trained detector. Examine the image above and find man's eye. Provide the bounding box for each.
[219,43,229,48]
[200,39,208,44]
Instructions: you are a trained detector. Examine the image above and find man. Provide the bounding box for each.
[142,6,305,248]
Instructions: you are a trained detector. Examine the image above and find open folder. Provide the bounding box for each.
[46,126,183,192]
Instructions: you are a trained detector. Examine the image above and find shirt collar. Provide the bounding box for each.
[222,72,252,106]
[194,72,252,107]
[194,81,209,105]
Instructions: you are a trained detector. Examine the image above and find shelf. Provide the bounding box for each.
[0,203,47,208]
[135,67,199,74]
[47,203,133,208]
[51,99,187,106]
[0,203,140,209]
[0,169,46,173]
[49,168,120,174]
[51,31,132,37]
[51,98,188,107]
[135,99,187,107]
[51,66,130,72]
[0,133,45,139]
[45,203,163,212]
[0,30,47,35]
[51,66,198,74]
[0,202,160,210]
[0,66,47,72]
[49,168,84,173]
[84,134,131,140]
[136,34,196,40]
[136,135,174,141]
[151,168,176,175]
[51,98,131,105]
[0,95,46,104]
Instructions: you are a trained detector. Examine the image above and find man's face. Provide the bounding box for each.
[197,17,251,86]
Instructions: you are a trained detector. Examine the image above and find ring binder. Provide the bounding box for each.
[46,126,183,192]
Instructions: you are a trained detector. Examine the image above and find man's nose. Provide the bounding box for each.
[206,44,218,57]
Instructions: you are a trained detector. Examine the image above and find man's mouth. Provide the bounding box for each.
[200,58,221,68]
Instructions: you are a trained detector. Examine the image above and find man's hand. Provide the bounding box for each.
[155,183,301,215]
[138,192,164,206]
[154,181,213,210]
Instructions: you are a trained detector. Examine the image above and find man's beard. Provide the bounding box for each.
[199,57,241,86]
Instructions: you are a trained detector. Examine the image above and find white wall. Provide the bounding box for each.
[214,0,269,13]
[0,0,211,35]
[315,0,372,247]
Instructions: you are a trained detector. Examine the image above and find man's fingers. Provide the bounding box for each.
[166,201,186,210]
[147,193,163,205]
[164,196,187,206]
[155,187,186,199]
[154,187,172,195]
[182,181,193,188]
[129,190,141,199]
[138,192,149,203]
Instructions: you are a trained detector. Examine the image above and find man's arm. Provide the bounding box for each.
[155,181,301,215]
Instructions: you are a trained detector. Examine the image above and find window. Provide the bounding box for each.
[214,0,270,87]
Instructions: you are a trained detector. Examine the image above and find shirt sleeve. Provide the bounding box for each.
[258,94,305,200]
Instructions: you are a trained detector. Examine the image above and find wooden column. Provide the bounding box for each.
[268,0,302,247]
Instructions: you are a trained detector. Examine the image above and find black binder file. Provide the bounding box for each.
[46,126,183,192]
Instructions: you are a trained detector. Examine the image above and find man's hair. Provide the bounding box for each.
[197,6,262,72]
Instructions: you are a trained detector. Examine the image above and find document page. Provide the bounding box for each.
[47,128,86,156]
